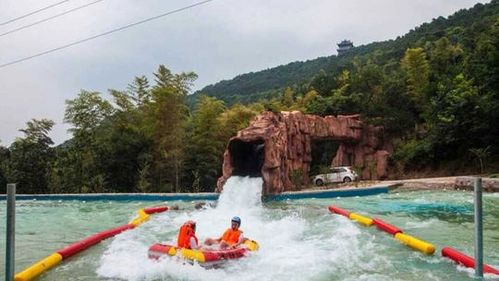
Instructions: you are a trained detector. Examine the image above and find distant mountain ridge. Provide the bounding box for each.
[189,0,496,106]
[190,56,333,105]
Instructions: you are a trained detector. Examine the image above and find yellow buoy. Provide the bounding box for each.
[349,213,374,226]
[15,253,62,281]
[138,208,148,218]
[394,233,435,255]
[129,209,150,227]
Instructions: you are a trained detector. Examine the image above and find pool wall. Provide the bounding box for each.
[0,193,219,201]
[0,186,390,201]
[266,186,389,201]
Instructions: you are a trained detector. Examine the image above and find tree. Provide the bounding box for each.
[218,103,261,142]
[19,119,55,146]
[426,37,463,77]
[8,119,55,193]
[49,143,81,193]
[0,143,9,193]
[348,60,386,118]
[147,87,188,192]
[136,161,152,192]
[154,64,198,95]
[281,87,295,108]
[127,75,151,106]
[186,96,226,190]
[427,74,484,157]
[110,89,135,114]
[469,146,491,174]
[309,69,337,96]
[297,90,319,111]
[64,90,114,135]
[401,48,430,112]
[104,88,152,192]
[463,18,499,91]
[144,65,196,192]
[63,90,114,192]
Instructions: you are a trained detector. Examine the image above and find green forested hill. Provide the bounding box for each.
[189,57,333,105]
[191,0,499,176]
[191,1,498,106]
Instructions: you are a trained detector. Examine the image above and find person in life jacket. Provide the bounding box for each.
[204,216,245,249]
[177,220,199,249]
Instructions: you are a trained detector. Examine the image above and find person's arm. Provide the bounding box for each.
[190,237,199,249]
[218,230,228,242]
[230,232,245,249]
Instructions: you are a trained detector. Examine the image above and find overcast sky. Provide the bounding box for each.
[0,0,487,146]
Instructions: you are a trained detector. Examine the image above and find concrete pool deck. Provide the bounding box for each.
[265,185,390,201]
[308,176,499,192]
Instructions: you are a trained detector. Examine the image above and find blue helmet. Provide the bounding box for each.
[231,216,241,226]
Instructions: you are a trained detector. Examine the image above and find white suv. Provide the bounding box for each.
[312,166,358,186]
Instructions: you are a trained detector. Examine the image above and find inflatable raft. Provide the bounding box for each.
[148,239,259,264]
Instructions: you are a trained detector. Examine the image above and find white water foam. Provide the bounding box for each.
[404,218,440,229]
[96,176,385,281]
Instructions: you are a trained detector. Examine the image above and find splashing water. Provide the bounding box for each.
[90,178,499,281]
[95,177,371,281]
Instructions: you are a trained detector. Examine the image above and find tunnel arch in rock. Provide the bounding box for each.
[217,111,390,194]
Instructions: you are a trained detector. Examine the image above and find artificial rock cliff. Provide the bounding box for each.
[217,111,389,194]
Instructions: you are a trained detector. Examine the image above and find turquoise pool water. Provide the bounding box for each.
[1,177,498,281]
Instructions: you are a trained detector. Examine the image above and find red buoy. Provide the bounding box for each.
[328,206,350,217]
[372,218,403,236]
[144,206,169,214]
[442,247,499,275]
[57,224,133,259]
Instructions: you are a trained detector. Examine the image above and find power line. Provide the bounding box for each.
[0,0,105,37]
[0,0,214,69]
[1,0,71,26]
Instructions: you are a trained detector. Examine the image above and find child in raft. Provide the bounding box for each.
[177,216,246,250]
[177,220,200,249]
[204,216,246,249]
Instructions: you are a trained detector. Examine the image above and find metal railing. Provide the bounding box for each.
[6,183,16,281]
[474,177,483,278]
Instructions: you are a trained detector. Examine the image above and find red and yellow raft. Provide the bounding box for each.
[148,239,259,263]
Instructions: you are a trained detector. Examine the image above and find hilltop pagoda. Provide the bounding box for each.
[337,40,354,55]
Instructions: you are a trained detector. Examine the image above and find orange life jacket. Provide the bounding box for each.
[221,228,242,245]
[177,223,198,249]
